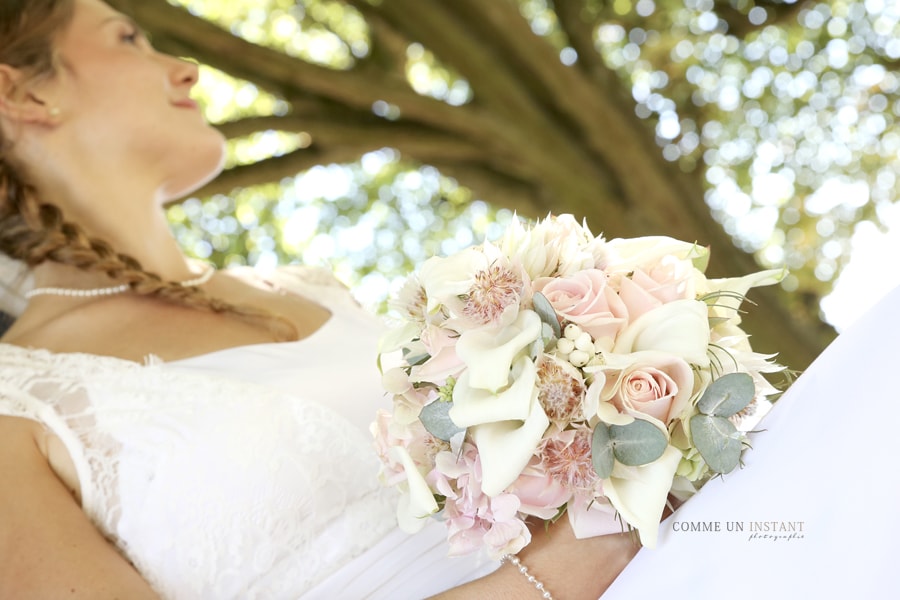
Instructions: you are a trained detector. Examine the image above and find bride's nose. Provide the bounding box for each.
[163,54,200,89]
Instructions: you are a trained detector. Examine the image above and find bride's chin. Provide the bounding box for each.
[160,144,227,201]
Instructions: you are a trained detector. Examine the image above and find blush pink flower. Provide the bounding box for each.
[617,259,694,322]
[429,444,531,558]
[534,269,628,347]
[371,409,446,487]
[462,262,525,324]
[409,324,464,383]
[381,365,438,426]
[613,367,678,423]
[538,426,598,492]
[507,459,573,519]
[608,353,694,425]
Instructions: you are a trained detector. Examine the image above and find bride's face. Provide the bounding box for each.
[48,0,226,199]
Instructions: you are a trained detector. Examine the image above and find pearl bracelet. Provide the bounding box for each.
[501,554,555,600]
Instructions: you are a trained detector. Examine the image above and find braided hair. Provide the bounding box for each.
[0,0,296,341]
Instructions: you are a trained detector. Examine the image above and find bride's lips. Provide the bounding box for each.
[173,98,199,110]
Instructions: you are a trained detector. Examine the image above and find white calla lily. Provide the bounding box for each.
[377,321,422,356]
[583,374,634,426]
[603,444,682,548]
[470,390,549,496]
[613,299,710,367]
[702,268,786,326]
[417,248,485,314]
[606,236,708,274]
[456,310,542,392]
[450,356,536,427]
[391,446,439,533]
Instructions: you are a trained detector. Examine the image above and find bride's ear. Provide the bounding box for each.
[0,64,60,126]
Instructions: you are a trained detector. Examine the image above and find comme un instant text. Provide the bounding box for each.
[671,520,805,533]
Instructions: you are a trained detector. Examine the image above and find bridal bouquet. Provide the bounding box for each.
[372,214,785,557]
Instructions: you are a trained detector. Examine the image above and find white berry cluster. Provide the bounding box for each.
[553,323,601,368]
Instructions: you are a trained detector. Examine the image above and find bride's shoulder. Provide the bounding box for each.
[267,264,348,291]
[227,264,363,315]
[228,264,347,292]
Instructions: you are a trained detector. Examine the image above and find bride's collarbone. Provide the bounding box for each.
[5,291,329,362]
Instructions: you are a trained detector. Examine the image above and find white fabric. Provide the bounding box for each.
[603,282,900,598]
[0,254,30,317]
[0,266,495,599]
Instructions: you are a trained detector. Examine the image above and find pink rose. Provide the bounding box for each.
[534,269,628,345]
[507,460,573,519]
[609,354,693,424]
[617,260,694,321]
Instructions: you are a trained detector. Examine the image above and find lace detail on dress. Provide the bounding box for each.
[0,267,398,599]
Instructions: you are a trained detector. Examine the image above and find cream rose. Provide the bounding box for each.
[534,269,628,346]
[584,351,694,427]
[610,355,694,425]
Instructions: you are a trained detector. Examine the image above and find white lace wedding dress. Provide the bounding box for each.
[0,267,496,599]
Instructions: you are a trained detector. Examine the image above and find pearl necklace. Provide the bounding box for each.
[24,264,216,299]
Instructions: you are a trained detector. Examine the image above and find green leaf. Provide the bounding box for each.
[690,414,742,473]
[419,401,465,442]
[532,292,561,339]
[591,422,614,479]
[608,419,668,467]
[696,372,754,418]
[403,349,431,367]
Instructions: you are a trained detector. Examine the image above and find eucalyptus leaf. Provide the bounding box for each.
[690,414,742,473]
[419,401,465,442]
[541,322,556,344]
[532,292,561,339]
[609,419,668,467]
[696,372,755,418]
[533,322,556,356]
[403,351,431,367]
[591,422,614,479]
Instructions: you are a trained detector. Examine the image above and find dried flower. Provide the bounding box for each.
[536,355,585,423]
[461,262,524,326]
[539,427,598,492]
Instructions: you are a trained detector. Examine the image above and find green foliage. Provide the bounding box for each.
[689,372,756,473]
[419,399,465,442]
[175,0,369,68]
[581,0,900,318]
[591,418,669,478]
[165,0,900,324]
[532,291,562,339]
[695,372,755,417]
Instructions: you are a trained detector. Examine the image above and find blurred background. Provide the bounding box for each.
[110,0,900,372]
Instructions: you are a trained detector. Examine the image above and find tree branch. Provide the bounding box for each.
[110,0,505,148]
[715,0,809,39]
[344,0,622,214]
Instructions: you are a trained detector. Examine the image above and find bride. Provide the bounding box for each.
[0,0,634,598]
[1,1,896,599]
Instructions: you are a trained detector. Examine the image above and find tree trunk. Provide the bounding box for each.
[108,0,836,371]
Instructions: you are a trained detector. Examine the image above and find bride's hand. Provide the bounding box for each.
[430,517,640,600]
